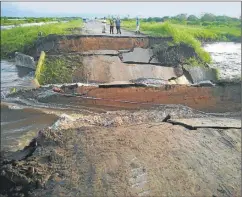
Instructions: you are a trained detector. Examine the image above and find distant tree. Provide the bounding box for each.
[201,13,216,22]
[146,17,153,22]
[187,15,198,21]
[161,16,170,22]
[153,17,162,22]
[174,13,187,21]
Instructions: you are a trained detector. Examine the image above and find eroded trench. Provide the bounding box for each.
[1,35,241,197]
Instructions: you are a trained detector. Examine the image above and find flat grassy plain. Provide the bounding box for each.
[122,20,240,63]
[122,20,240,41]
[1,17,57,26]
[1,19,83,58]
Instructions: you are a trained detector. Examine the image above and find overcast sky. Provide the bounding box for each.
[1,2,241,18]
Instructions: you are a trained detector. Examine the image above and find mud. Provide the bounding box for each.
[0,108,241,197]
[5,81,241,113]
[151,42,199,66]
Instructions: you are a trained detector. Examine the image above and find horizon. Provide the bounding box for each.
[1,2,241,18]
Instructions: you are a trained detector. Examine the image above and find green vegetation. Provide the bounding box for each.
[184,57,206,67]
[35,53,84,85]
[39,58,73,85]
[1,19,83,58]
[1,16,83,26]
[122,14,240,64]
[1,18,55,26]
[123,13,240,42]
[123,21,211,63]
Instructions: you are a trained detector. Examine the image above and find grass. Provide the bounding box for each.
[1,19,28,26]
[123,21,212,63]
[122,20,240,42]
[1,19,83,58]
[184,57,206,67]
[1,17,58,26]
[122,20,241,63]
[39,58,73,85]
[38,54,84,85]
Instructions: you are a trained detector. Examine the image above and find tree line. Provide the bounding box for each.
[126,13,241,27]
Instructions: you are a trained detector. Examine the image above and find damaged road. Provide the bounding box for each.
[2,20,241,197]
[0,108,241,197]
[167,117,241,130]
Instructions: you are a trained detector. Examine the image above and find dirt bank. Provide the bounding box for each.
[5,81,241,113]
[0,108,241,197]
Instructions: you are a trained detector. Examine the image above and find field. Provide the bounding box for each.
[1,17,82,26]
[123,20,240,41]
[122,16,240,63]
[1,19,83,58]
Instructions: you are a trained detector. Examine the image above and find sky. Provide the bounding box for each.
[1,2,241,18]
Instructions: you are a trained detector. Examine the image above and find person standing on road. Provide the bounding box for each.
[135,17,140,34]
[109,17,114,34]
[115,17,121,34]
[102,17,107,33]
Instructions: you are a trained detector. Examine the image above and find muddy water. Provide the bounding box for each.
[1,60,36,96]
[1,42,241,152]
[1,60,59,151]
[1,103,58,152]
[203,42,241,80]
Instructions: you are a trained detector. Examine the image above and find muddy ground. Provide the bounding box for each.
[0,107,241,197]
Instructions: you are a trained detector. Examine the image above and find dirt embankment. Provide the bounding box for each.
[0,108,241,197]
[7,81,240,114]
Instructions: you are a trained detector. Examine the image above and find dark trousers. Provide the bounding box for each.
[116,26,121,34]
[110,26,114,34]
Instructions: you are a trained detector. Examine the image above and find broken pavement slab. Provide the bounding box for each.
[122,48,159,64]
[167,117,241,129]
[15,52,36,69]
[183,65,218,83]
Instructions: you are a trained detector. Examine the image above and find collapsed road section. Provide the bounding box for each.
[1,32,241,197]
[11,35,240,114]
[15,34,219,85]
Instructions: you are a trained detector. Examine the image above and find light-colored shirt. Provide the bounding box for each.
[136,19,140,26]
[116,19,121,26]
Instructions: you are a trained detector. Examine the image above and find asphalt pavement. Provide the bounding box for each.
[82,20,146,37]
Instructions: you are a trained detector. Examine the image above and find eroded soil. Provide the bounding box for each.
[0,109,241,197]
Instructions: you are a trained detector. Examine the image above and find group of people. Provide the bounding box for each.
[101,17,140,35]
